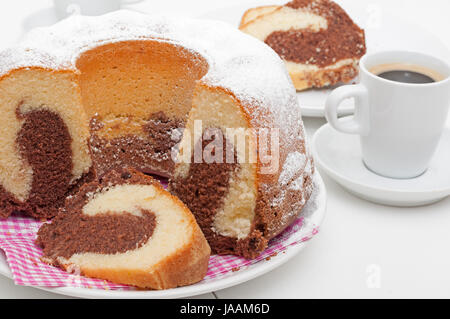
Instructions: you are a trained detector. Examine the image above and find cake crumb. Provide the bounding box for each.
[265,252,278,261]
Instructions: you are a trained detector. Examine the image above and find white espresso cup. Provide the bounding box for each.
[54,0,143,19]
[325,51,450,179]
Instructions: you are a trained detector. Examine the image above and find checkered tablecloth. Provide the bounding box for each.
[0,212,317,290]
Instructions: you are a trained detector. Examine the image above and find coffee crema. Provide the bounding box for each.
[369,63,445,84]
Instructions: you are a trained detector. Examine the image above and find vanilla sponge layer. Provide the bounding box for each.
[0,68,91,201]
[175,85,257,240]
[285,58,356,73]
[239,6,327,41]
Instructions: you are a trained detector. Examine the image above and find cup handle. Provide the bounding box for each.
[325,84,370,136]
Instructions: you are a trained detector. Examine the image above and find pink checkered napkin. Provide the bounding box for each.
[0,213,130,290]
[0,177,320,290]
[0,213,317,289]
[204,216,318,281]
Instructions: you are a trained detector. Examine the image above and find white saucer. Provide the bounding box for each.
[312,123,450,207]
[197,0,450,117]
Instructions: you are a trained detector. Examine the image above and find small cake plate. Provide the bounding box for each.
[312,123,450,207]
[197,0,450,117]
[0,173,327,299]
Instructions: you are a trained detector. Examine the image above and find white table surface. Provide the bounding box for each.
[0,0,449,299]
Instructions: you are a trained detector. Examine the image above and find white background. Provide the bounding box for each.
[0,0,449,299]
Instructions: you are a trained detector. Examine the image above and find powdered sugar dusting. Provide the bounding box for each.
[2,11,303,133]
[289,174,305,191]
[0,48,63,77]
[274,169,320,232]
[279,151,307,186]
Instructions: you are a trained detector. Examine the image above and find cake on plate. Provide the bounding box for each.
[0,10,314,258]
[37,168,210,289]
[239,0,367,90]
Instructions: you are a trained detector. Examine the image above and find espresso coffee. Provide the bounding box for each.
[369,63,445,84]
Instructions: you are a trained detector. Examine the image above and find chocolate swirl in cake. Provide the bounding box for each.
[37,209,156,260]
[264,0,366,67]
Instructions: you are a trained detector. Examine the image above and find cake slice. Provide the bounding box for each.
[170,83,314,259]
[239,0,366,90]
[36,168,211,289]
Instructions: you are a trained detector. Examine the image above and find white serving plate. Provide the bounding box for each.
[0,173,327,299]
[198,0,450,117]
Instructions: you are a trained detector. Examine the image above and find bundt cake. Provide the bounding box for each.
[37,168,211,289]
[0,11,314,258]
[239,0,367,91]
